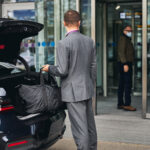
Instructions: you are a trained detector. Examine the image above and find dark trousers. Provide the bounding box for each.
[118,62,132,106]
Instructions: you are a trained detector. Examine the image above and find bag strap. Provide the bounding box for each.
[40,68,45,85]
[40,68,56,86]
[48,71,58,87]
[40,68,48,111]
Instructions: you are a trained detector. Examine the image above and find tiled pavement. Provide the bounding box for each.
[49,139,150,150]
[49,96,150,150]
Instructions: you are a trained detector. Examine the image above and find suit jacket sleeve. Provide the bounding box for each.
[91,41,97,83]
[118,36,127,63]
[49,41,69,77]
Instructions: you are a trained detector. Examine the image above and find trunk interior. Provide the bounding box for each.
[0,61,57,116]
[0,67,41,115]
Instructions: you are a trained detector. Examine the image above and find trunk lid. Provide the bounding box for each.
[0,18,43,63]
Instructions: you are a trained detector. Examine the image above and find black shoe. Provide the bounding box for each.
[117,105,124,109]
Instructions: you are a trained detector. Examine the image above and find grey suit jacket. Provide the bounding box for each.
[49,31,97,102]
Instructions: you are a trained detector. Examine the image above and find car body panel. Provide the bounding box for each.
[0,109,66,150]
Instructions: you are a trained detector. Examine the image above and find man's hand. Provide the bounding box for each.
[42,65,50,72]
[124,65,129,72]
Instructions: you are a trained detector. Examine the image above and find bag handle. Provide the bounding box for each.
[40,68,45,85]
[40,68,58,87]
[39,68,48,111]
[48,71,58,87]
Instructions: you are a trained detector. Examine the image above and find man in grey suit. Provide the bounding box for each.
[42,10,97,150]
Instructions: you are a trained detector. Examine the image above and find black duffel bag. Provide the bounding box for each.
[15,69,64,114]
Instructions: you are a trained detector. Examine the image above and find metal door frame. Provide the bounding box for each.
[103,3,107,97]
[142,0,150,119]
[91,0,96,114]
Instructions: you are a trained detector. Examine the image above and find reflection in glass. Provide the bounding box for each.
[8,10,35,21]
[19,38,36,71]
[46,0,54,66]
[35,0,55,71]
[96,2,103,98]
[80,0,91,37]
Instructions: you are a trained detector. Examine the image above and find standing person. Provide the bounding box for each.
[117,25,136,111]
[42,10,97,150]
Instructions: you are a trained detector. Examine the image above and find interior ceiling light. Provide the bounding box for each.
[116,5,120,10]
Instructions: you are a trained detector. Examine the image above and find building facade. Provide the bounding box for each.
[1,0,150,118]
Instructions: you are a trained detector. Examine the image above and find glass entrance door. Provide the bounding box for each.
[107,2,142,95]
[96,2,142,97]
[96,1,143,115]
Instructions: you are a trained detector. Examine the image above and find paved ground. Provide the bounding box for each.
[47,96,150,150]
[49,139,150,150]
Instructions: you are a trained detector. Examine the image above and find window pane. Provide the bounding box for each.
[35,0,55,71]
[60,0,76,38]
[80,0,91,37]
[8,9,35,20]
[46,0,55,66]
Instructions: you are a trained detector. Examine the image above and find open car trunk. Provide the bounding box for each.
[0,19,44,115]
[0,18,43,64]
[0,64,41,115]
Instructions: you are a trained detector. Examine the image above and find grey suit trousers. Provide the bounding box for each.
[67,99,97,150]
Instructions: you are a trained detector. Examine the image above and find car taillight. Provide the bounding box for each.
[0,97,14,112]
[0,106,14,112]
[0,44,5,50]
[8,140,28,148]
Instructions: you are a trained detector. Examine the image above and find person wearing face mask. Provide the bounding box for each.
[117,25,136,111]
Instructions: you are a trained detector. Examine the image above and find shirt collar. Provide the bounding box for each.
[66,30,79,37]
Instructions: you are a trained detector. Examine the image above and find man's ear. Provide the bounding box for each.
[64,21,67,27]
[78,21,81,27]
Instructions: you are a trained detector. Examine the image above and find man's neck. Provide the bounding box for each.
[66,27,79,33]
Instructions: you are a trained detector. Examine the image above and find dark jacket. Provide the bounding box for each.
[117,34,134,64]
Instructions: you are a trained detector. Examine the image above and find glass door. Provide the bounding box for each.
[107,2,142,95]
[96,2,103,98]
[96,1,143,115]
[134,16,142,94]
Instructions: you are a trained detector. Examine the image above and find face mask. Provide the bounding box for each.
[126,32,132,37]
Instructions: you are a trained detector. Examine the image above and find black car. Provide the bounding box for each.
[0,19,66,150]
